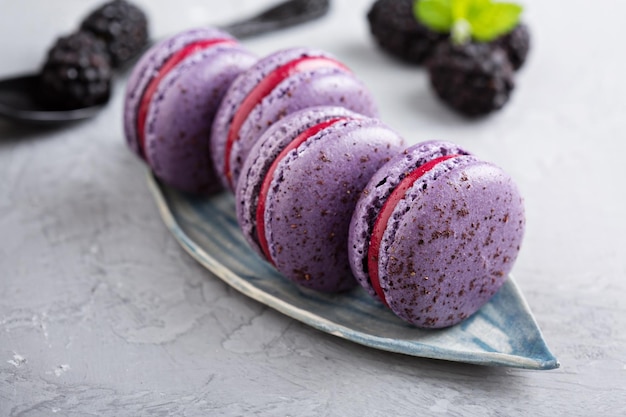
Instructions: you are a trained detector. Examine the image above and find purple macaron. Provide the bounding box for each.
[210,47,379,193]
[236,106,405,292]
[123,27,256,195]
[348,140,525,328]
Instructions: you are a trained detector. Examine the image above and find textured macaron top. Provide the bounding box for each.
[348,141,525,328]
[236,106,405,293]
[122,27,256,195]
[211,47,379,192]
[237,106,364,258]
[349,140,472,298]
[123,27,237,158]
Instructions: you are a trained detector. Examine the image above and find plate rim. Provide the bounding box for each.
[147,173,560,370]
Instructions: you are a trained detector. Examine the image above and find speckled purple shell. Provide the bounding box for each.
[123,27,256,195]
[210,47,379,193]
[348,141,525,328]
[236,107,405,293]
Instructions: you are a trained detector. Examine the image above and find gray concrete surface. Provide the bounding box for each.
[1,0,625,415]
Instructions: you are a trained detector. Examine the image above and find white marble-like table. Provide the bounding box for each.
[1,0,625,415]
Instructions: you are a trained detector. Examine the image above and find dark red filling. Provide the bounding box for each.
[367,154,460,305]
[223,56,349,189]
[256,117,347,264]
[136,38,235,159]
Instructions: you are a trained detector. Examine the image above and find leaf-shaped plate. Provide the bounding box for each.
[147,174,559,370]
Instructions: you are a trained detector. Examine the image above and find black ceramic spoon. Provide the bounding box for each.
[0,0,330,125]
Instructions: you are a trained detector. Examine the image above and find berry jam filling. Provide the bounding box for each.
[256,117,348,264]
[367,154,460,305]
[223,56,350,188]
[137,38,235,159]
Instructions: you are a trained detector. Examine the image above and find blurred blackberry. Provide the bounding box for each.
[80,0,149,68]
[39,31,112,110]
[493,23,530,71]
[427,42,515,117]
[367,0,447,65]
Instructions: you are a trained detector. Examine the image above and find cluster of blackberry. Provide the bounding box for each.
[367,0,530,117]
[39,0,149,110]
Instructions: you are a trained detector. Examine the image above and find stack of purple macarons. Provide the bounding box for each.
[124,27,525,329]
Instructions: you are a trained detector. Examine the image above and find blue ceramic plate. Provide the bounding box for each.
[148,174,559,370]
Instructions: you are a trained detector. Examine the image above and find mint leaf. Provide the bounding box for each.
[415,0,524,43]
[414,0,453,33]
[465,0,492,21]
[451,0,470,21]
[451,0,489,45]
[468,2,523,42]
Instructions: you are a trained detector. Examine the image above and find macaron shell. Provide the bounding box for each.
[228,67,378,191]
[211,48,333,184]
[144,44,256,194]
[236,106,362,258]
[348,140,472,298]
[124,27,236,158]
[378,158,525,328]
[263,117,405,292]
[210,47,378,191]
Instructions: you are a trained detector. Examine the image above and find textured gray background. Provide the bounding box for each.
[1,0,625,416]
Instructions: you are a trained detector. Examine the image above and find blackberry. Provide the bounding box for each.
[367,0,447,65]
[427,42,515,117]
[80,0,149,68]
[493,23,530,71]
[39,31,112,110]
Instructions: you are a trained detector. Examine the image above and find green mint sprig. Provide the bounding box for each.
[414,0,523,44]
